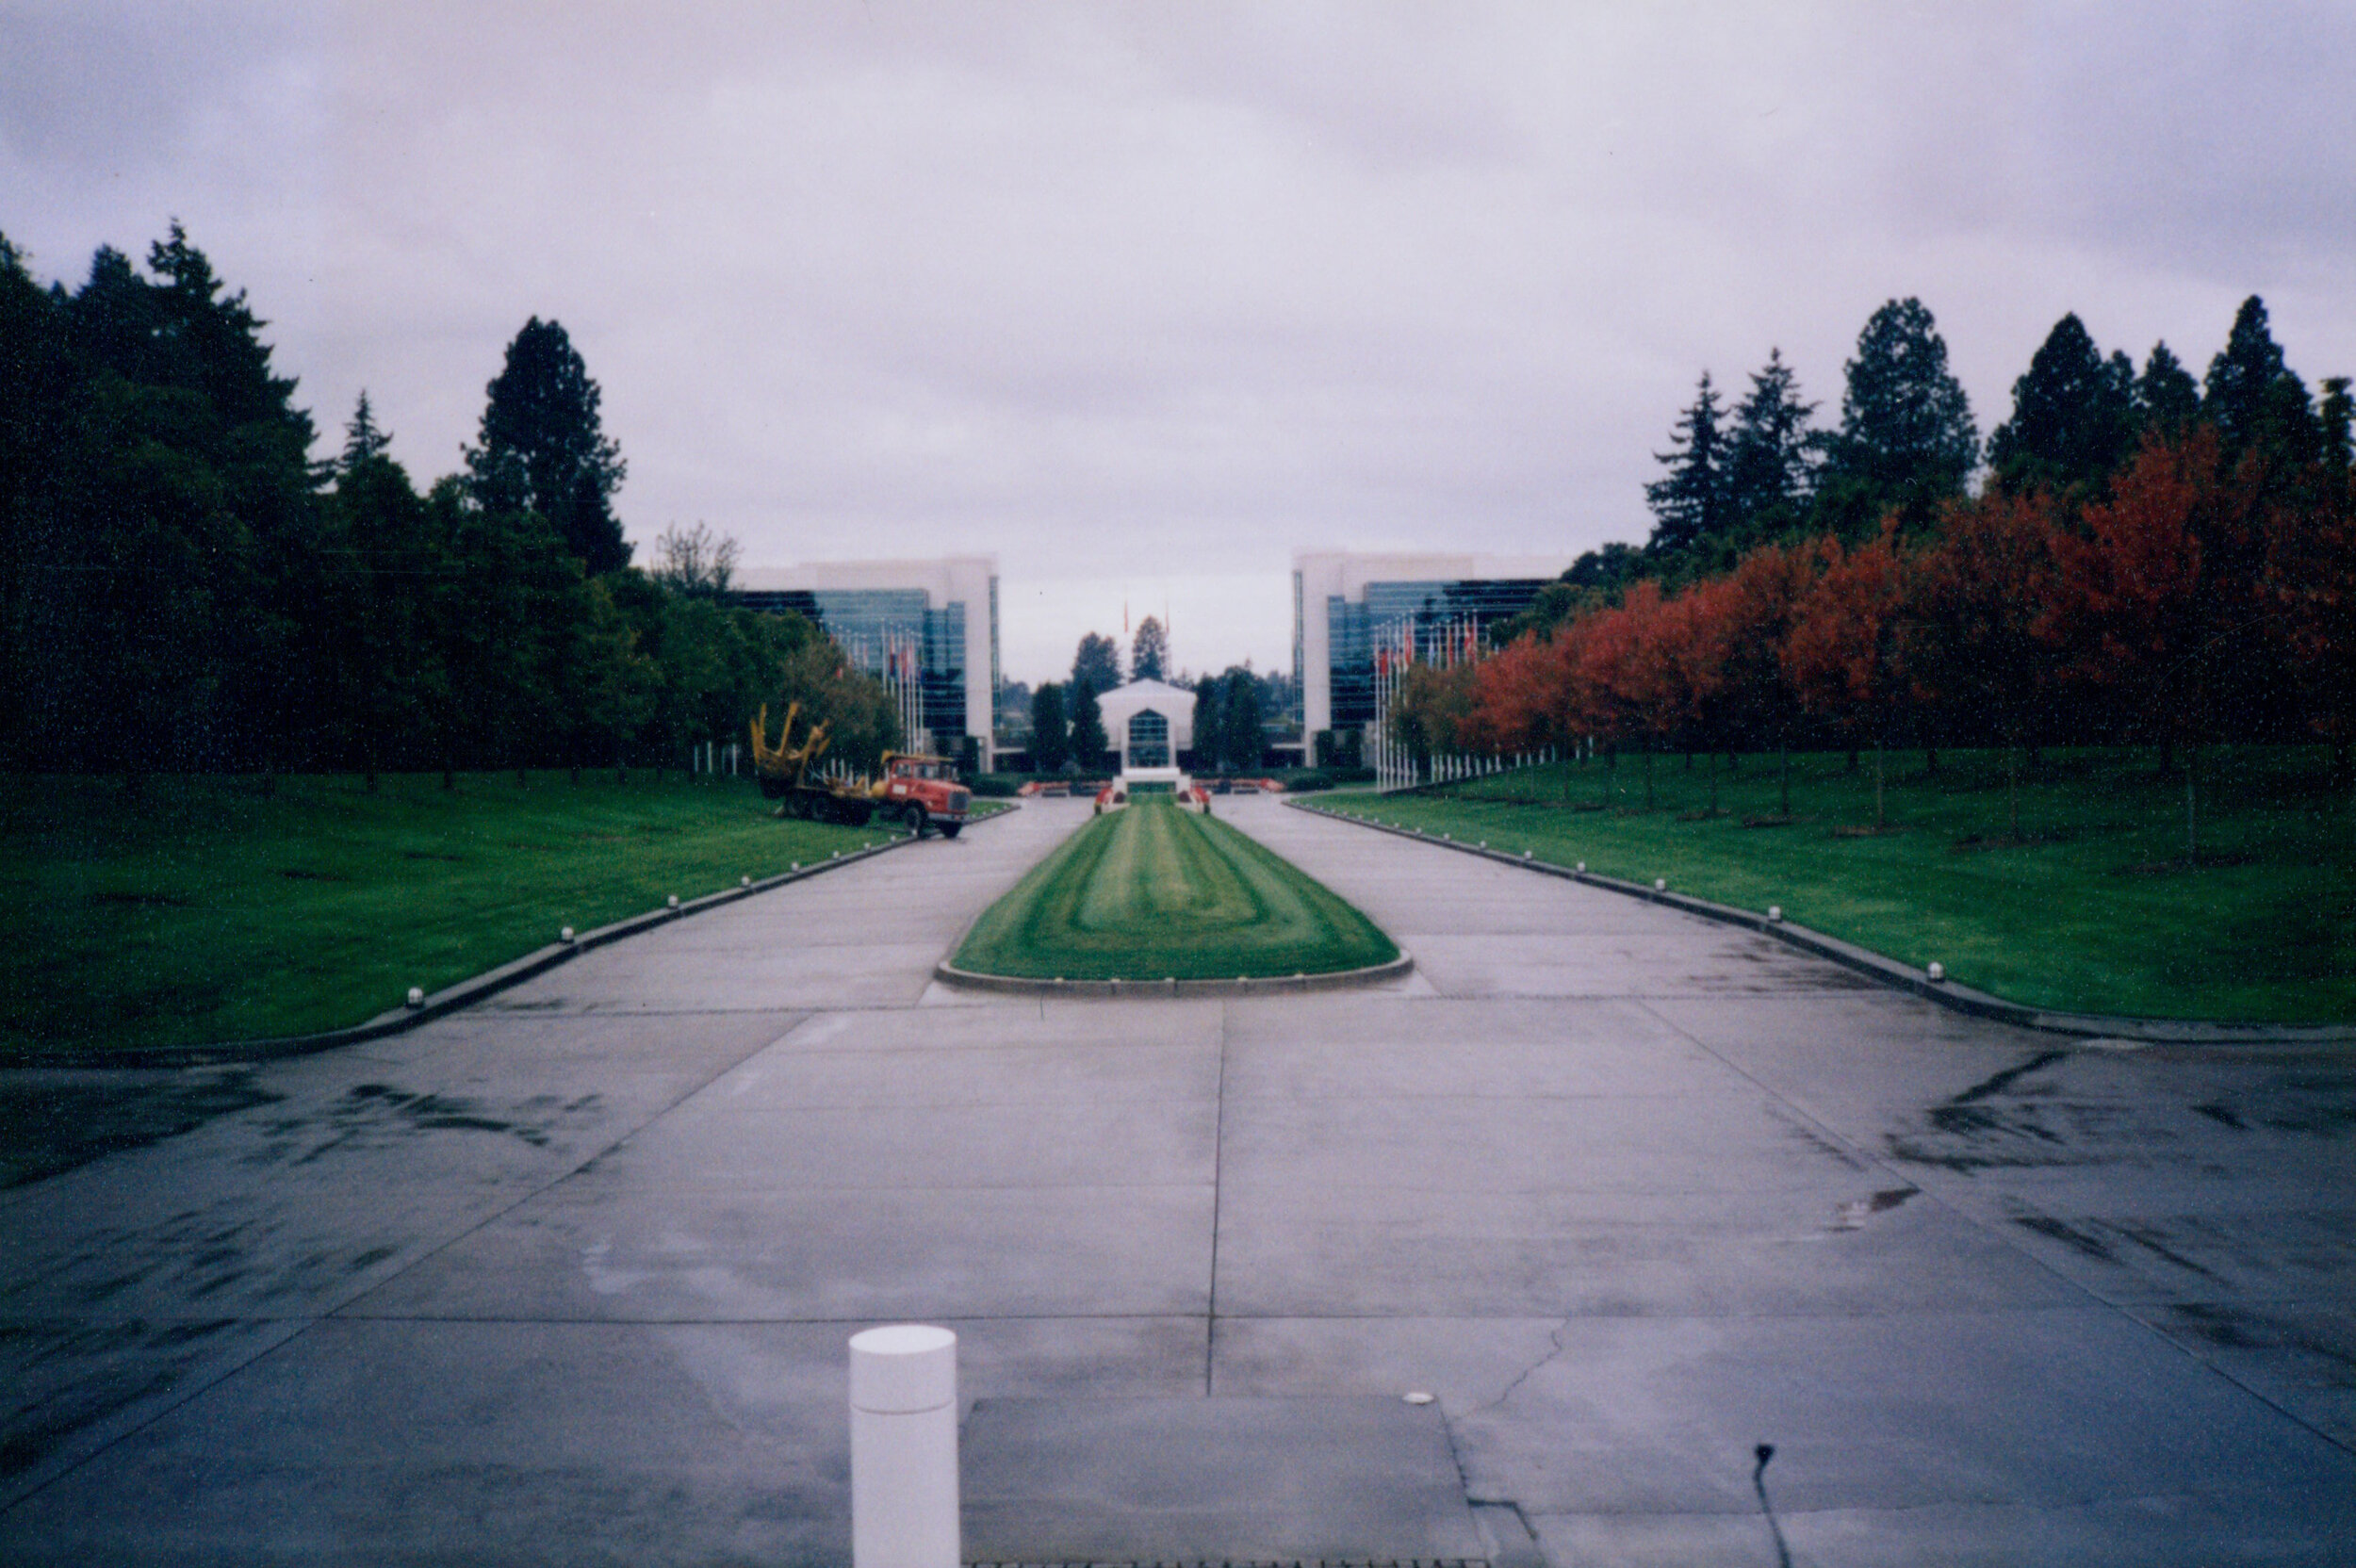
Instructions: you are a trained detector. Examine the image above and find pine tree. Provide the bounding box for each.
[1068,682,1108,768]
[1644,370,1730,566]
[466,317,630,575]
[1817,298,1978,534]
[1987,314,2135,498]
[1030,682,1071,772]
[2134,343,2201,439]
[1130,614,1169,681]
[1071,631,1121,695]
[1724,349,1819,546]
[1221,667,1264,770]
[2203,296,2325,477]
[340,390,392,471]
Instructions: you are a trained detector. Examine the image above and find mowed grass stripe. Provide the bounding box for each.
[955,799,1397,980]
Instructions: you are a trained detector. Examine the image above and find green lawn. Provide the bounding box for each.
[953,796,1399,981]
[1312,745,2354,1024]
[0,771,907,1057]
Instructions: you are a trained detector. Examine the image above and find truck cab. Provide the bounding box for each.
[878,754,973,838]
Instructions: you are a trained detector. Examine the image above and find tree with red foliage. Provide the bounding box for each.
[1464,630,1582,768]
[1783,524,1906,829]
[1713,538,1826,817]
[1660,576,1746,813]
[2045,428,2262,860]
[1576,583,1677,808]
[1904,489,2066,839]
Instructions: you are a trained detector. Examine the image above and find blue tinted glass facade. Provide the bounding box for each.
[732,586,968,739]
[1325,578,1552,727]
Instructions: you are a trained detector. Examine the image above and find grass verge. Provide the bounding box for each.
[953,796,1398,981]
[1315,745,2353,1024]
[2,771,907,1058]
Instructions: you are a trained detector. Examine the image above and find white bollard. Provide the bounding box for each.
[850,1325,959,1568]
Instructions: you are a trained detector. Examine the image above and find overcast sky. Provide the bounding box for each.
[6,2,2353,684]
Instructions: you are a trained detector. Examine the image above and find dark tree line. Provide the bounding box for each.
[0,226,887,785]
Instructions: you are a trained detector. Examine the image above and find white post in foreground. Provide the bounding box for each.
[849,1324,959,1568]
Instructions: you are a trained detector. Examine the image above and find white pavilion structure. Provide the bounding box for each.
[1095,678,1196,784]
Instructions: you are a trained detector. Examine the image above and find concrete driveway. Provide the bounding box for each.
[1,793,2350,1566]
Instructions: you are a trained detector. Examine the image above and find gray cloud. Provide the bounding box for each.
[4,1,2352,681]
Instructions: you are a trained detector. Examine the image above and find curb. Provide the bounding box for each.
[1285,799,2355,1047]
[24,805,1021,1070]
[930,950,1416,999]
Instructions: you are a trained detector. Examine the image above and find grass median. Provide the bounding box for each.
[1313,744,2353,1024]
[952,795,1398,982]
[1,771,918,1058]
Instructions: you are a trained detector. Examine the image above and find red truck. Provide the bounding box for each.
[876,753,973,839]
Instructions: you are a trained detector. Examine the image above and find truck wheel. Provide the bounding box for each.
[938,822,961,839]
[903,803,927,838]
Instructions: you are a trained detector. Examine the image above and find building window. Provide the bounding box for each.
[1127,709,1170,769]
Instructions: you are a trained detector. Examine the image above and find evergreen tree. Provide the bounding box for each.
[50,225,319,776]
[1190,676,1223,770]
[1817,298,1978,534]
[314,452,447,783]
[1644,370,1730,566]
[1130,614,1169,681]
[2202,296,2322,466]
[1030,681,1071,773]
[340,390,392,471]
[1072,631,1121,695]
[1068,681,1108,768]
[1220,667,1264,770]
[466,317,630,574]
[1724,349,1819,546]
[2134,342,2201,439]
[1987,313,2135,497]
[0,231,74,768]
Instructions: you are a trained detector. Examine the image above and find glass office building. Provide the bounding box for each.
[1293,551,1579,738]
[728,557,1000,764]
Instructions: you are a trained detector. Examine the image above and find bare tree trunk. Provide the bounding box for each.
[1873,742,1886,832]
[1644,745,1654,811]
[2185,743,2198,864]
[1779,741,1791,819]
[2007,743,2021,841]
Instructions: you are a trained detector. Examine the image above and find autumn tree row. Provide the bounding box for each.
[1408,423,2352,833]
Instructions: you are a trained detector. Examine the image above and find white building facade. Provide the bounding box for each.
[1095,678,1197,776]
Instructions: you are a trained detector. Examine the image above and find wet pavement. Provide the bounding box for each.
[1,793,2351,1565]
